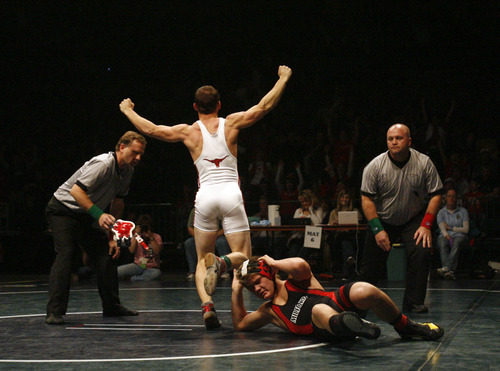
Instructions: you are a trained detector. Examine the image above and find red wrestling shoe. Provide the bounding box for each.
[202,301,221,330]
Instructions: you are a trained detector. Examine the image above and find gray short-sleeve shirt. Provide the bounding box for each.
[53,152,133,212]
[361,148,443,226]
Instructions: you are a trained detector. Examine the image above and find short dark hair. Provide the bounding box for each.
[445,188,457,196]
[194,85,220,114]
[115,131,147,151]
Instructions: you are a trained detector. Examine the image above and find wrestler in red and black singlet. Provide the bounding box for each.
[271,281,365,336]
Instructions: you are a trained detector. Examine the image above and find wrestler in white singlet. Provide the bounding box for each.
[193,118,249,234]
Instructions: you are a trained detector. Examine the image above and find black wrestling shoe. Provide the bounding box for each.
[396,318,444,341]
[338,312,381,340]
[45,313,64,325]
[202,301,221,330]
[103,306,139,317]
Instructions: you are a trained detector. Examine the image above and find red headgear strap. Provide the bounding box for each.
[257,259,275,280]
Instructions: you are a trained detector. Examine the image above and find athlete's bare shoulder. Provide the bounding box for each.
[225,112,245,128]
[178,121,202,157]
[172,121,197,138]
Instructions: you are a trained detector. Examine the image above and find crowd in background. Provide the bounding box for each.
[1,86,499,229]
[0,82,498,275]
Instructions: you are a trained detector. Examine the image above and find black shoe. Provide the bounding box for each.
[103,306,139,317]
[396,318,444,340]
[403,304,429,313]
[45,313,64,325]
[338,312,381,340]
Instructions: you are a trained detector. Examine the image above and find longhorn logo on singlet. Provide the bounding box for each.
[290,295,308,324]
[204,156,228,168]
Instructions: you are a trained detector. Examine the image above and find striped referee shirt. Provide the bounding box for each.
[361,148,443,226]
[54,152,133,212]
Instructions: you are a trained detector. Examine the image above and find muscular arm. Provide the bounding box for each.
[226,65,292,130]
[119,99,190,143]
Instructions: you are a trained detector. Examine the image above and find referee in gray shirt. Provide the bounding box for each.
[45,131,146,325]
[359,124,443,313]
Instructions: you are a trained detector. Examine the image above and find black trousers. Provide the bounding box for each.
[358,211,432,308]
[45,197,121,315]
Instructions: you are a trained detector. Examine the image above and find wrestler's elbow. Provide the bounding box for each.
[295,258,309,269]
[232,319,252,332]
[292,258,313,280]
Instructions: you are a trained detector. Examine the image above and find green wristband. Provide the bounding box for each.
[88,205,104,221]
[368,217,384,235]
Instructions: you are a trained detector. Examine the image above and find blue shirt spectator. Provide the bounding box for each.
[436,189,469,280]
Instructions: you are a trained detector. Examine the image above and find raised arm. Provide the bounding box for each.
[119,98,189,143]
[226,65,292,129]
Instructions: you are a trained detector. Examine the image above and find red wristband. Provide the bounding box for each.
[421,213,436,230]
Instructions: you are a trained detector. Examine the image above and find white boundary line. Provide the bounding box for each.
[0,309,230,320]
[81,323,205,327]
[67,327,193,331]
[0,309,328,363]
[0,343,328,363]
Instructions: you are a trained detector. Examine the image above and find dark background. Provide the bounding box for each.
[0,1,498,271]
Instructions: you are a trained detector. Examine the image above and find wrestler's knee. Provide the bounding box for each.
[228,251,247,264]
[350,282,383,307]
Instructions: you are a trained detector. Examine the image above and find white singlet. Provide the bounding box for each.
[193,119,249,234]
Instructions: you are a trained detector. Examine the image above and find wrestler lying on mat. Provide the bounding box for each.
[230,254,444,342]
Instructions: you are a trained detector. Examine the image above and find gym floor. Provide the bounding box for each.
[0,272,498,370]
